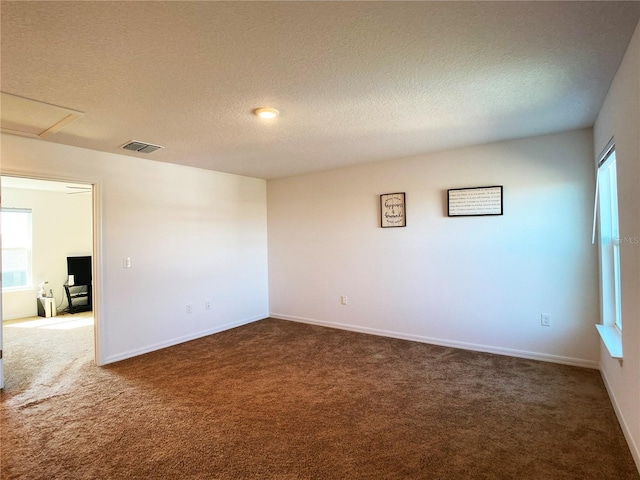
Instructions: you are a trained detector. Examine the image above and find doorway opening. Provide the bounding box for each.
[0,175,97,390]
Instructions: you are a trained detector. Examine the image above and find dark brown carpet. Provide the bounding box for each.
[1,316,638,479]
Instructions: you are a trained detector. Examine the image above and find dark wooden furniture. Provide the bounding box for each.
[64,283,92,314]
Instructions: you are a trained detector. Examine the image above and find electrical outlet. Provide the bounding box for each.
[186,304,192,314]
[205,300,211,310]
[541,313,551,327]
[123,257,131,268]
[340,296,348,306]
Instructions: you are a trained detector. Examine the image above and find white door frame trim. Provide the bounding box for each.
[0,170,104,366]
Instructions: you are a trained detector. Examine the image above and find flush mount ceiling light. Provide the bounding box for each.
[253,107,279,119]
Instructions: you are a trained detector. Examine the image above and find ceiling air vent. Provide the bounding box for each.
[120,140,164,154]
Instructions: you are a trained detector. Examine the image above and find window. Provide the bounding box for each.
[1,208,33,290]
[594,140,623,359]
[597,145,622,331]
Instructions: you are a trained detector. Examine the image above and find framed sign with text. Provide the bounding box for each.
[380,192,406,228]
[448,186,503,217]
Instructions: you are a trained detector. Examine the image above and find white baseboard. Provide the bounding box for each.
[599,368,640,474]
[270,313,599,370]
[2,312,37,321]
[102,313,268,365]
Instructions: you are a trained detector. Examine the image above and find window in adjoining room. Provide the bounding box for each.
[1,208,33,290]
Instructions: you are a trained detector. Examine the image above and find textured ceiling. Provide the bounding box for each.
[2,1,639,179]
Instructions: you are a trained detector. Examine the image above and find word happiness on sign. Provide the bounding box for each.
[380,192,406,227]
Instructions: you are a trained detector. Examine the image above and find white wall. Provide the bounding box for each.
[268,128,599,367]
[1,186,92,319]
[594,19,640,469]
[0,134,269,364]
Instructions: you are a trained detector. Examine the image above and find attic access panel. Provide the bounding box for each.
[0,92,83,138]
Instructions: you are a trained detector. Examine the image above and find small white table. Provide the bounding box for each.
[37,297,57,318]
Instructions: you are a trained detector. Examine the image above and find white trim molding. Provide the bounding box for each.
[270,313,599,370]
[103,314,268,365]
[595,324,623,359]
[600,368,640,472]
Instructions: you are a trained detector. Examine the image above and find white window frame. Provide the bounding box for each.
[1,207,33,292]
[594,140,623,359]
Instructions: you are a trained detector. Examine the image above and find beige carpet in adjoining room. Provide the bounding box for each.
[1,316,638,480]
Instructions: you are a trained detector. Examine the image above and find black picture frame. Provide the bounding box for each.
[447,186,503,217]
[380,192,406,228]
